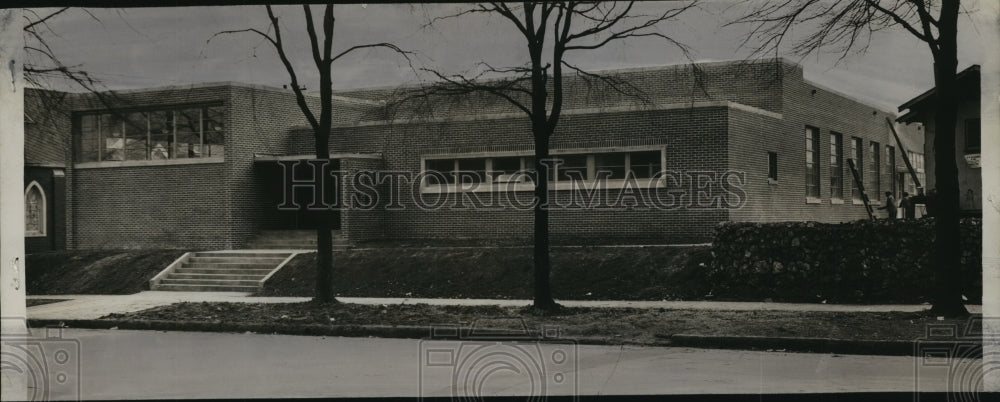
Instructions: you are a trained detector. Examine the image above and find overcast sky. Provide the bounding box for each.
[26,2,994,111]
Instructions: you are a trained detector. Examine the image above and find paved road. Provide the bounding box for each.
[10,328,976,400]
[26,292,983,320]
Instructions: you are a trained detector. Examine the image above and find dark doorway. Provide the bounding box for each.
[258,159,341,230]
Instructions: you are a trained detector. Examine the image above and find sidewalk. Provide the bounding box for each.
[26,291,983,320]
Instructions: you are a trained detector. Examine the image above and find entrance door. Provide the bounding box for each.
[259,159,340,230]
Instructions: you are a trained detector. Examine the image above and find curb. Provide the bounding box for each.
[30,318,976,356]
[26,318,668,348]
[669,334,983,357]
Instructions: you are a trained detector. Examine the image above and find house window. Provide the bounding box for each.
[830,133,843,199]
[767,152,778,182]
[24,181,46,237]
[886,146,896,198]
[75,105,225,162]
[870,142,880,200]
[805,126,820,198]
[850,137,864,201]
[965,118,981,153]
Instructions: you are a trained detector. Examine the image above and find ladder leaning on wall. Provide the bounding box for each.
[846,158,875,220]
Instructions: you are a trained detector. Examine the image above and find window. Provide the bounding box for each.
[124,112,148,161]
[805,126,820,198]
[490,156,523,183]
[457,158,487,184]
[24,182,45,237]
[77,114,100,162]
[850,137,864,201]
[555,154,588,182]
[103,114,125,161]
[628,151,661,179]
[767,152,778,182]
[905,151,926,195]
[150,111,173,160]
[175,108,201,159]
[886,146,896,198]
[965,118,981,153]
[830,133,843,199]
[75,105,225,162]
[203,106,226,157]
[423,148,664,190]
[870,142,880,200]
[594,153,627,180]
[593,151,662,180]
[425,159,456,184]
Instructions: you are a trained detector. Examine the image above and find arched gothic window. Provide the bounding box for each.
[25,181,46,237]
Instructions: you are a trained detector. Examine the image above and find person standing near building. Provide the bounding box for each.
[900,191,916,219]
[878,191,897,219]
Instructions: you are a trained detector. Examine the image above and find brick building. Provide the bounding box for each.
[23,59,920,251]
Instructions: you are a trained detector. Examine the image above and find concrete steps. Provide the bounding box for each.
[151,251,295,292]
[247,230,350,250]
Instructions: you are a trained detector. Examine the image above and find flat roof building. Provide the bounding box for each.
[23,59,920,251]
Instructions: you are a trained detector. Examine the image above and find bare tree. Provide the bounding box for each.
[414,2,698,311]
[22,8,130,117]
[212,4,412,303]
[731,0,969,316]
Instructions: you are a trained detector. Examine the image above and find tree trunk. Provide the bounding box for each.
[928,1,968,317]
[313,127,336,304]
[532,134,557,310]
[928,67,968,316]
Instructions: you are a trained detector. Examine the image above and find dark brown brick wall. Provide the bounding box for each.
[326,106,731,244]
[68,84,318,249]
[72,163,227,249]
[30,59,908,248]
[728,65,904,223]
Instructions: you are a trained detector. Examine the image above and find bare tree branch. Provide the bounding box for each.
[730,0,940,61]
[415,1,699,310]
[23,7,68,32]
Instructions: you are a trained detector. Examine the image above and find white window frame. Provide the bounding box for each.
[24,181,46,237]
[420,145,667,193]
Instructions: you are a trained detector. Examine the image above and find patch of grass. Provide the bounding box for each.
[105,301,974,344]
[26,250,185,295]
[259,246,713,300]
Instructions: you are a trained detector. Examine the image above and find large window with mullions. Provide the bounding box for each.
[75,105,225,163]
[422,148,664,191]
